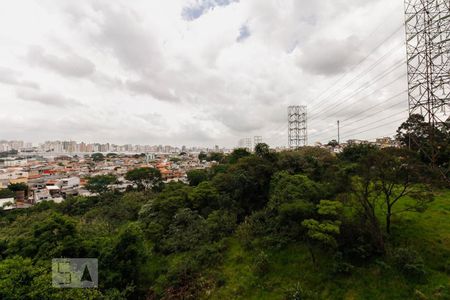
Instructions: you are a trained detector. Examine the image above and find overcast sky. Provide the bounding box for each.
[0,0,408,147]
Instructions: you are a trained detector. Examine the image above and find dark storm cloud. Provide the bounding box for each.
[0,67,39,89]
[16,88,83,108]
[27,46,95,78]
[298,36,364,76]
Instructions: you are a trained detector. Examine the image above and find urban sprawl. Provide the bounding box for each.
[0,136,399,210]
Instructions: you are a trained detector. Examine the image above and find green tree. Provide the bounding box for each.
[189,181,221,216]
[208,152,224,162]
[269,171,322,208]
[106,153,118,158]
[349,147,434,252]
[206,210,237,241]
[104,223,147,297]
[91,153,105,162]
[227,148,251,164]
[396,113,450,172]
[0,256,102,299]
[171,157,181,163]
[302,200,342,265]
[338,144,378,163]
[0,189,14,199]
[0,256,38,299]
[85,174,117,194]
[198,152,207,161]
[161,208,209,253]
[125,167,162,191]
[186,169,208,186]
[84,192,148,227]
[327,140,339,147]
[7,183,28,197]
[371,148,434,234]
[138,183,192,247]
[268,172,328,243]
[396,114,428,151]
[350,150,386,253]
[276,147,337,181]
[0,149,18,158]
[213,156,273,217]
[254,143,275,161]
[28,213,83,259]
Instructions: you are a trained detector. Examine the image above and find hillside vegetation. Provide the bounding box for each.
[0,118,449,299]
[211,190,450,299]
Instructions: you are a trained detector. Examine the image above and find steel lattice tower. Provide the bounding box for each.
[404,0,450,125]
[254,136,263,147]
[238,138,252,151]
[288,106,307,148]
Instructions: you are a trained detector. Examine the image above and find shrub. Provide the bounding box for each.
[392,247,426,280]
[332,252,354,275]
[253,251,270,276]
[432,284,450,299]
[442,258,450,275]
[236,210,274,249]
[284,282,316,300]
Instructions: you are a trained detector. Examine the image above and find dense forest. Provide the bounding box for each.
[0,115,449,299]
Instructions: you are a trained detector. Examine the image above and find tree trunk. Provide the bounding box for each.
[307,243,316,267]
[386,209,392,235]
[368,214,385,253]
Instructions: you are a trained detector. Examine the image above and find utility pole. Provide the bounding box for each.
[337,120,340,145]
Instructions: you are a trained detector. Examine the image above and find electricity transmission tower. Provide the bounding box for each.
[288,106,307,148]
[405,0,450,125]
[238,138,252,152]
[254,136,263,147]
[404,0,450,164]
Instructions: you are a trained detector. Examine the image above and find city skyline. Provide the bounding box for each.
[0,139,228,153]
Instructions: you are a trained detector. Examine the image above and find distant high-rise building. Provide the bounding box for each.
[164,145,171,153]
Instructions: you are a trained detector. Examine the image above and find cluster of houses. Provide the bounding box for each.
[0,152,215,210]
[315,137,401,153]
[0,137,401,211]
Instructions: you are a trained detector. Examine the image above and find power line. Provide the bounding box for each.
[309,61,406,122]
[318,116,406,143]
[306,24,404,113]
[309,107,407,139]
[309,72,406,123]
[309,40,405,114]
[267,122,289,147]
[308,88,407,140]
[340,90,407,122]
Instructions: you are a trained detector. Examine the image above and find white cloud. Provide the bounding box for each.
[16,88,84,108]
[0,0,407,146]
[27,46,95,77]
[0,67,40,89]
